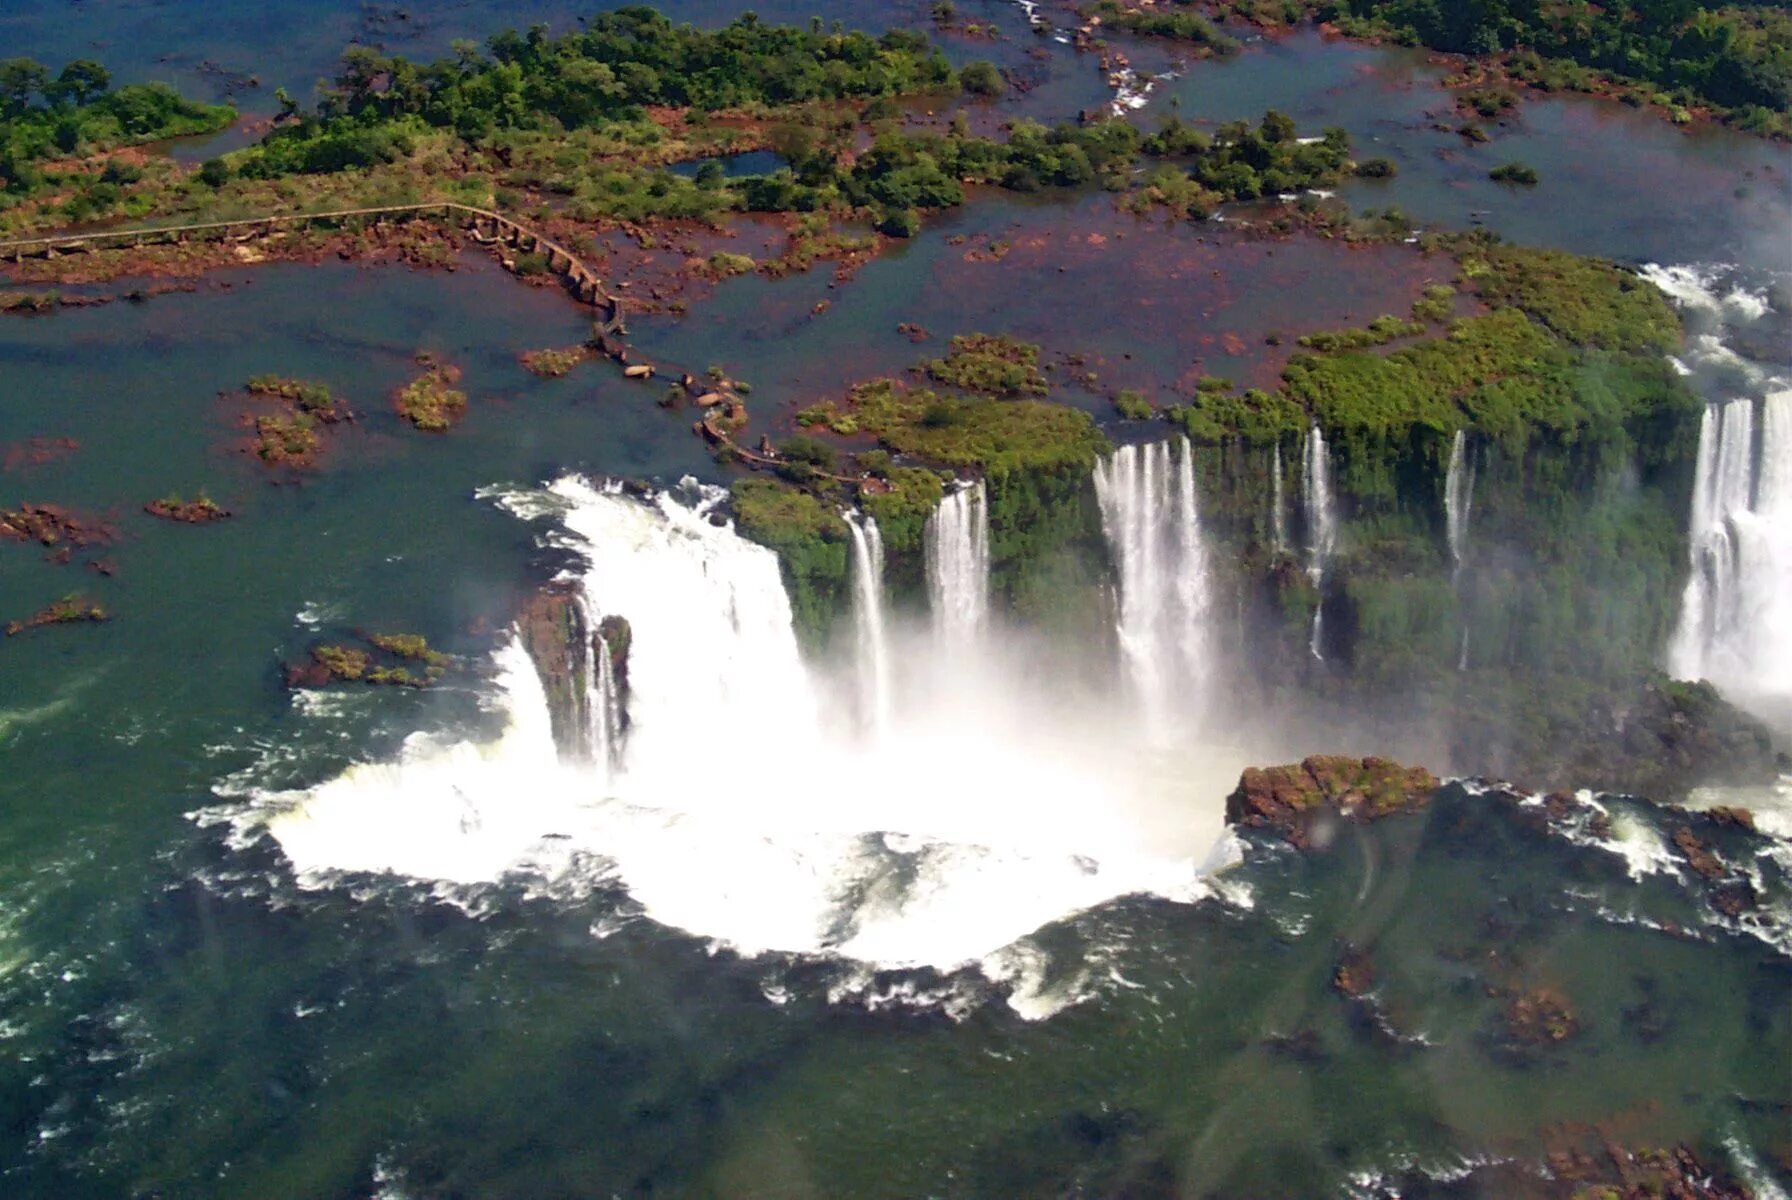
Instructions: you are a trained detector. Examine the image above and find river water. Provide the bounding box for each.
[2,4,1789,1197]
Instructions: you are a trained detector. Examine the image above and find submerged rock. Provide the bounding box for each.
[5,592,106,636]
[1225,755,1440,847]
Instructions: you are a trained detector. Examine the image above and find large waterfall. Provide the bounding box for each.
[1303,426,1338,661]
[926,480,990,645]
[246,476,1240,1013]
[846,510,893,736]
[1647,261,1792,711]
[1670,392,1792,699]
[1093,437,1214,735]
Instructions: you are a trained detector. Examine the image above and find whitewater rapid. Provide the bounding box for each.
[226,477,1245,1015]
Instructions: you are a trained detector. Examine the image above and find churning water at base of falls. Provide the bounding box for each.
[223,477,1245,1015]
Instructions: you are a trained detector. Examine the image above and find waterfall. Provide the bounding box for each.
[1271,443,1289,556]
[252,475,1241,994]
[1445,429,1476,670]
[572,595,616,771]
[1671,391,1792,698]
[926,481,990,645]
[1093,437,1214,734]
[846,510,893,735]
[1445,428,1475,570]
[592,623,621,770]
[1303,426,1338,661]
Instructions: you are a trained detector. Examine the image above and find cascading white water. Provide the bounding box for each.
[1671,392,1792,700]
[1445,429,1475,570]
[926,480,990,645]
[573,595,619,773]
[594,624,620,769]
[846,510,893,736]
[1093,437,1215,736]
[1271,442,1289,556]
[1303,426,1338,661]
[1644,262,1791,715]
[1444,429,1477,671]
[238,477,1245,1014]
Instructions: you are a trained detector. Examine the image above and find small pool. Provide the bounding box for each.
[666,149,786,179]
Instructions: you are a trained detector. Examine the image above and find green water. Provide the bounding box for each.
[2,254,1783,1199]
[2,4,1790,1196]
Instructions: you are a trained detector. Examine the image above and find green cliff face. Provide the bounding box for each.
[726,238,1783,792]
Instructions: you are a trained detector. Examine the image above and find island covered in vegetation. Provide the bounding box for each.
[1084,0,1792,136]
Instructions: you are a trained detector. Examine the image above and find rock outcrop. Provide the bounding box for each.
[515,581,629,765]
[1225,755,1440,847]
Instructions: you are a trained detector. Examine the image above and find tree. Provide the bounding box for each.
[960,61,1005,97]
[0,58,48,116]
[694,159,726,190]
[48,60,110,107]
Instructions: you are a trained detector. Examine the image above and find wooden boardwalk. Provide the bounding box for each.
[0,202,625,334]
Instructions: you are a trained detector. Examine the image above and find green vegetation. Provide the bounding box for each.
[1489,160,1540,186]
[1168,241,1695,485]
[1169,386,1308,445]
[1410,283,1456,323]
[730,477,850,640]
[1090,1,1241,51]
[797,333,1109,477]
[924,334,1049,397]
[312,644,370,680]
[395,361,468,431]
[0,57,233,206]
[247,374,348,419]
[520,346,591,377]
[1114,390,1155,420]
[145,493,229,522]
[1297,314,1426,351]
[1464,244,1680,352]
[863,467,947,560]
[252,415,320,465]
[306,634,449,687]
[1132,112,1352,214]
[705,250,756,277]
[0,291,58,313]
[226,11,970,184]
[804,379,1109,476]
[368,633,452,670]
[5,592,107,636]
[1183,0,1792,135]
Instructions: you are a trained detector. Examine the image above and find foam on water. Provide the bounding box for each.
[220,477,1242,1014]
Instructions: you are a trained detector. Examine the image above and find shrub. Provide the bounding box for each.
[1114,390,1154,420]
[1489,161,1539,186]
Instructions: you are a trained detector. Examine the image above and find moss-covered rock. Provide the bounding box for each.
[730,478,850,645]
[395,359,468,431]
[1225,755,1442,846]
[5,593,107,636]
